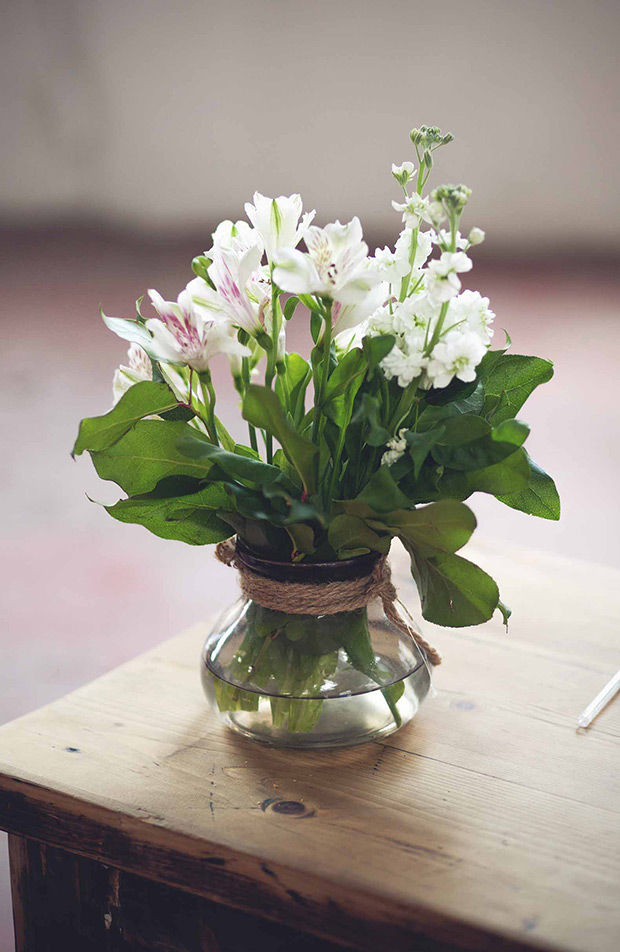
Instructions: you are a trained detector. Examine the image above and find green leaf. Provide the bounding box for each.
[101,311,154,351]
[322,349,366,410]
[275,353,312,427]
[464,447,531,495]
[105,483,233,545]
[73,382,180,456]
[91,421,212,495]
[479,354,554,423]
[497,455,561,520]
[423,374,480,407]
[405,428,445,479]
[283,295,301,321]
[351,394,390,447]
[406,546,500,627]
[431,415,528,471]
[328,514,391,559]
[373,500,476,557]
[356,465,412,513]
[362,334,395,376]
[177,433,298,496]
[242,385,318,493]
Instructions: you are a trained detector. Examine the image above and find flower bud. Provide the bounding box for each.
[191,255,212,282]
[468,227,486,246]
[391,161,415,186]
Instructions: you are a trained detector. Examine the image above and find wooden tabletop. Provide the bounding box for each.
[0,541,619,952]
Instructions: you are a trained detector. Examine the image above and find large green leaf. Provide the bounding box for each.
[242,385,318,493]
[406,545,500,627]
[73,382,180,456]
[328,514,391,559]
[431,414,529,471]
[176,433,298,496]
[91,421,212,495]
[464,447,531,495]
[105,482,233,545]
[322,349,367,427]
[275,353,312,427]
[497,456,561,520]
[356,465,412,513]
[479,354,554,423]
[372,500,476,558]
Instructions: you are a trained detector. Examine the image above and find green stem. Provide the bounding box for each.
[241,357,258,452]
[263,264,281,462]
[200,371,219,445]
[311,301,332,445]
[398,162,426,302]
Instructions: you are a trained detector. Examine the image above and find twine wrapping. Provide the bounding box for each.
[215,538,442,667]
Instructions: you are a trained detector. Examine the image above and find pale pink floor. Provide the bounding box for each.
[1,227,619,946]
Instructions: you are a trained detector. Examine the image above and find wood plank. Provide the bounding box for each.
[7,834,349,952]
[0,541,618,952]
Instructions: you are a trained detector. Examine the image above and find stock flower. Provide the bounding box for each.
[273,217,380,304]
[425,251,472,302]
[392,161,415,187]
[382,429,409,467]
[449,290,495,343]
[112,343,152,404]
[425,330,487,388]
[374,229,433,285]
[244,193,315,262]
[392,193,432,228]
[380,344,427,388]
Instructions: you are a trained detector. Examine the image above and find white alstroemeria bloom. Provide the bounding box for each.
[426,251,473,302]
[112,343,152,404]
[187,240,269,338]
[206,219,263,258]
[392,193,432,228]
[104,288,250,373]
[382,428,409,467]
[448,290,495,343]
[244,193,315,262]
[273,217,381,304]
[392,162,415,187]
[425,330,487,388]
[331,281,387,339]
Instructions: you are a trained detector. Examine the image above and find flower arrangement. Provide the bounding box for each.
[74,125,559,739]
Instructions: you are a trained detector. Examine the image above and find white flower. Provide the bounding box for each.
[112,343,152,404]
[382,428,409,467]
[431,229,468,251]
[392,193,432,228]
[468,227,486,246]
[103,289,250,373]
[425,330,487,388]
[392,161,415,186]
[380,343,427,388]
[244,192,315,262]
[426,251,473,302]
[206,219,262,258]
[187,238,271,338]
[448,290,495,343]
[331,281,387,338]
[273,217,381,304]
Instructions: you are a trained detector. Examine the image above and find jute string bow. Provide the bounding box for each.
[215,539,442,667]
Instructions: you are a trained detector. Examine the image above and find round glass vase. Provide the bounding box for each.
[201,546,433,748]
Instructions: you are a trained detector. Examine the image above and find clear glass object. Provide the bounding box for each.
[201,551,433,748]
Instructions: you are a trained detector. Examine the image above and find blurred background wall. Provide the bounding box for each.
[2,0,620,248]
[1,1,619,948]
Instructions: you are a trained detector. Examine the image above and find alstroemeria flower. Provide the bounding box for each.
[425,251,472,302]
[112,343,152,404]
[244,192,315,262]
[332,281,387,339]
[187,238,269,338]
[273,217,381,304]
[205,219,263,259]
[103,289,249,373]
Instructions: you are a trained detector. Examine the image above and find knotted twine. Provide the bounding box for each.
[215,538,442,667]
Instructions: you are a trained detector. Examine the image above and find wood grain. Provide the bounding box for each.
[0,540,619,952]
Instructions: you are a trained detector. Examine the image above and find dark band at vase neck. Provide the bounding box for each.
[235,539,382,583]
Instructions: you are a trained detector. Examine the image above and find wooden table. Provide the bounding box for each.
[1,542,619,952]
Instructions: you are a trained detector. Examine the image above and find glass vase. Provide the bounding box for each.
[201,547,434,748]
